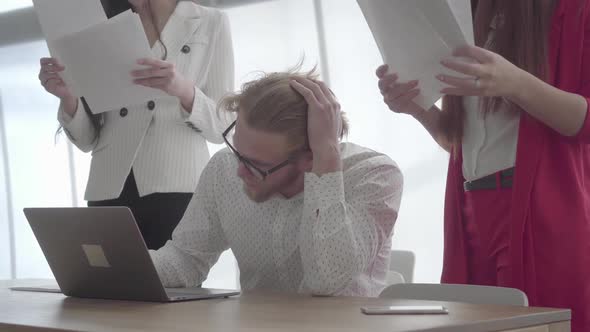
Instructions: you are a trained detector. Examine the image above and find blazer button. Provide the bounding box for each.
[119,107,128,117]
[181,45,191,54]
[147,100,155,111]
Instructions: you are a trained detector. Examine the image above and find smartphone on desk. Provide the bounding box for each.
[361,305,449,315]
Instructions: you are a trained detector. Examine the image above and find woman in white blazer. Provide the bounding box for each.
[37,0,234,249]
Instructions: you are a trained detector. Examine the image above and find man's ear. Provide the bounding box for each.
[295,150,314,173]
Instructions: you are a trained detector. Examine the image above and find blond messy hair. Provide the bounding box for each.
[219,67,349,151]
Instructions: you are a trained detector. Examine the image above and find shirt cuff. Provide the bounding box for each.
[57,99,91,141]
[181,107,191,120]
[183,86,210,127]
[149,248,180,287]
[304,171,345,223]
[58,106,74,124]
[304,171,345,212]
[302,171,349,245]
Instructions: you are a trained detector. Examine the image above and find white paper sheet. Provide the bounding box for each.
[447,0,475,45]
[52,10,166,113]
[357,0,474,111]
[415,0,473,47]
[32,0,107,42]
[33,0,107,95]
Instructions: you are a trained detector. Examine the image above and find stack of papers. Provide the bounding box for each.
[357,0,474,110]
[33,0,165,113]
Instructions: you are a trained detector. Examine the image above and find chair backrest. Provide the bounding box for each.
[389,250,415,283]
[386,270,405,285]
[379,283,529,306]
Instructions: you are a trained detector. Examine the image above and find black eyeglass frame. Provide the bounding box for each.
[222,120,295,181]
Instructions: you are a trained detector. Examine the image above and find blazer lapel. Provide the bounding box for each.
[160,2,202,58]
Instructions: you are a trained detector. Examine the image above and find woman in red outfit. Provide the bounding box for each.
[376,0,590,330]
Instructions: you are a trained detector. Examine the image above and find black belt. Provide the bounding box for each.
[464,167,514,191]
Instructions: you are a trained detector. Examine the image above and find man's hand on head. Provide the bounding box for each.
[290,78,343,176]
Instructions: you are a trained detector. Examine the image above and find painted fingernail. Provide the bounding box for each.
[437,75,445,81]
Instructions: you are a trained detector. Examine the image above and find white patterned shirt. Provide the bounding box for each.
[150,143,403,297]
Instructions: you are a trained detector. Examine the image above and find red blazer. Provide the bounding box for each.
[441,0,590,330]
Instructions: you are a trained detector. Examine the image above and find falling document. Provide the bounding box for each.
[33,0,166,113]
[357,0,474,111]
[51,10,166,113]
[33,0,108,96]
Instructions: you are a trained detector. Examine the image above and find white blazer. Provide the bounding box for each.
[58,2,235,201]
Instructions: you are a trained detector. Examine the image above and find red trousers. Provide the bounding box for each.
[463,185,513,287]
[461,184,586,331]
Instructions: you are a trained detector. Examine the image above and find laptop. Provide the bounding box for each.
[20,207,240,302]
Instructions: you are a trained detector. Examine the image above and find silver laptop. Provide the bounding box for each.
[21,207,240,302]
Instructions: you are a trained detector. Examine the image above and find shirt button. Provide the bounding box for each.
[181,45,191,54]
[147,100,155,111]
[119,107,128,117]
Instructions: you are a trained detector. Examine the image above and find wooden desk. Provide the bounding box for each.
[0,280,571,332]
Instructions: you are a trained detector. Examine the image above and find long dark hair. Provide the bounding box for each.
[439,0,556,152]
[101,0,132,18]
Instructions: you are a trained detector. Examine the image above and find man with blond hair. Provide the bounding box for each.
[150,69,403,297]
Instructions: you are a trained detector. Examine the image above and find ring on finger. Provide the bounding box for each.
[474,77,481,88]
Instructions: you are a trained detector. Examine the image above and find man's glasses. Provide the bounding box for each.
[222,121,294,181]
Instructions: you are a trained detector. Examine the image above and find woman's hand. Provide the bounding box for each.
[376,65,449,151]
[376,64,427,117]
[439,45,589,137]
[39,57,78,115]
[39,57,74,100]
[132,58,195,111]
[132,58,191,97]
[437,45,525,99]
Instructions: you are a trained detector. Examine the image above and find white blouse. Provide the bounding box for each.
[462,97,520,182]
[461,14,520,182]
